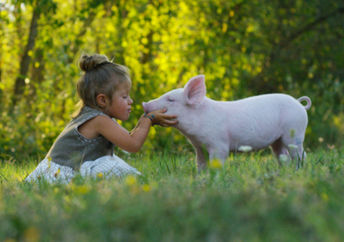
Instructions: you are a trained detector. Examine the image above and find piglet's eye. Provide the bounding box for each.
[167,97,175,102]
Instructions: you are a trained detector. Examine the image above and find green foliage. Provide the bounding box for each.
[0,149,344,241]
[0,0,343,161]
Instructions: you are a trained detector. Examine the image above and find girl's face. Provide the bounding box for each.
[105,82,133,120]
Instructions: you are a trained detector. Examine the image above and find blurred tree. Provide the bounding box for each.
[250,2,344,93]
[11,0,57,107]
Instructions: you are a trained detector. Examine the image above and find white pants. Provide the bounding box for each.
[25,155,141,184]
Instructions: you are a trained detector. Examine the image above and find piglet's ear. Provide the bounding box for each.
[184,75,206,105]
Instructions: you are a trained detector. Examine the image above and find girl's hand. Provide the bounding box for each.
[145,108,178,127]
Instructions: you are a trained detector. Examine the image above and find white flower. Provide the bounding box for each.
[288,144,298,149]
[279,154,289,162]
[238,145,252,152]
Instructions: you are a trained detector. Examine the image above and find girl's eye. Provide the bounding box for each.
[168,98,174,102]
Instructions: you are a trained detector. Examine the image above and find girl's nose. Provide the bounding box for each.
[129,97,133,104]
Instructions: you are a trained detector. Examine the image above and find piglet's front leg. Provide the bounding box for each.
[194,142,229,171]
[208,145,229,165]
[193,145,208,172]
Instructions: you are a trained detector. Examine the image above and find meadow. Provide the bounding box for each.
[0,147,343,242]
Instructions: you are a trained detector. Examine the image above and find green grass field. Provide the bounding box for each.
[0,148,343,242]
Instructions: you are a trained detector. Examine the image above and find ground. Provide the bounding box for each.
[0,148,343,241]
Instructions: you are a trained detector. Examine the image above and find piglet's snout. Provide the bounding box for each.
[142,102,150,113]
[142,101,167,114]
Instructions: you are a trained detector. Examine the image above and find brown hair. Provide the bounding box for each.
[75,54,131,116]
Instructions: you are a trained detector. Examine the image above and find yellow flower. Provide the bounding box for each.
[53,187,59,194]
[47,157,52,168]
[54,168,61,178]
[24,226,40,242]
[69,183,90,195]
[142,184,151,192]
[125,175,137,186]
[321,193,329,202]
[209,159,222,169]
[97,173,104,179]
[75,185,90,195]
[64,195,71,204]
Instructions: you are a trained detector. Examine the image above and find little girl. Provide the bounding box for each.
[25,54,177,183]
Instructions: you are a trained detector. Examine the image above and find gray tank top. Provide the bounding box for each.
[46,106,114,170]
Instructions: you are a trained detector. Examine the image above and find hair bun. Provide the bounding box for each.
[79,54,110,72]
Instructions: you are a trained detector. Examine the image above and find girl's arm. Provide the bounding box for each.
[95,109,177,153]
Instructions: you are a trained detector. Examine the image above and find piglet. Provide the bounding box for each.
[142,75,311,170]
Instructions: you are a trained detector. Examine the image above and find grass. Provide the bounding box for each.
[0,147,343,242]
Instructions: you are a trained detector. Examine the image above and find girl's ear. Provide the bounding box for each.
[96,93,108,108]
[183,75,206,105]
